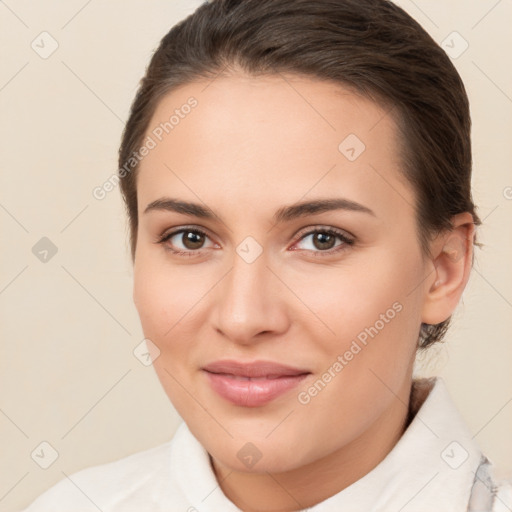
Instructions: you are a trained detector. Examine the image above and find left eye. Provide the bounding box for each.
[293,229,354,253]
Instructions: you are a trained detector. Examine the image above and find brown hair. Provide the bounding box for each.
[118,0,480,349]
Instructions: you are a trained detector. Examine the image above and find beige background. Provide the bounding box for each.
[1,1,511,510]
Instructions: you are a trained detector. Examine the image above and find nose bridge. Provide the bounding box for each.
[213,241,285,341]
[225,246,272,317]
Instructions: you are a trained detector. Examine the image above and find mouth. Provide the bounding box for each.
[202,360,311,407]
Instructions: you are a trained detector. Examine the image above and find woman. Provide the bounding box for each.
[22,0,512,510]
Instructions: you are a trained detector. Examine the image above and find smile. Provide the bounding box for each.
[202,360,311,407]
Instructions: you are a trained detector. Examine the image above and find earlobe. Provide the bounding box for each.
[421,213,476,325]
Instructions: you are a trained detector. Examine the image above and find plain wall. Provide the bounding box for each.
[1,1,511,510]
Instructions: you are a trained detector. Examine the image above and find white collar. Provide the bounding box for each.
[171,377,485,511]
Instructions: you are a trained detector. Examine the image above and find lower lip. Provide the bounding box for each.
[204,371,309,407]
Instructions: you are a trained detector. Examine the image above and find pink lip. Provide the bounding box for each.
[202,360,310,407]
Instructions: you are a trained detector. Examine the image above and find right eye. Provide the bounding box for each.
[157,227,217,256]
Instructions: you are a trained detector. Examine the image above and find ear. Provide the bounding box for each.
[421,212,476,325]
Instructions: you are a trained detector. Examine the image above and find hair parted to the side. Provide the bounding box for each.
[118,0,481,349]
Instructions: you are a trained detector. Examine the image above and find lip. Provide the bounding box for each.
[202,360,311,407]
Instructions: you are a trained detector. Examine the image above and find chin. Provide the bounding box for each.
[196,426,316,475]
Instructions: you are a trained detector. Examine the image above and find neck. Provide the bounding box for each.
[210,376,416,512]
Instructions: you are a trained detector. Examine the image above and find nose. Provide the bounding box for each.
[212,247,290,346]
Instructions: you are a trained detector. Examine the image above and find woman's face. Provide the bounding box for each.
[133,73,431,474]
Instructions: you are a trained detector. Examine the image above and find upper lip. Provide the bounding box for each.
[202,360,310,378]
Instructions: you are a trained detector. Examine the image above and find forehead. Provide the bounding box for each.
[137,73,413,221]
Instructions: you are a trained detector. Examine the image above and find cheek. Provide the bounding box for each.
[133,262,201,404]
[290,248,424,349]
[299,250,423,406]
[133,257,205,339]
[133,277,187,387]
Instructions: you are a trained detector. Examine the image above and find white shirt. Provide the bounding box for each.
[21,377,512,511]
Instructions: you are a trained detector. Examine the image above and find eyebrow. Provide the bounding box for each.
[143,197,375,223]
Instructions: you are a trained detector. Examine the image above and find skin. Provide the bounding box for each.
[132,72,475,512]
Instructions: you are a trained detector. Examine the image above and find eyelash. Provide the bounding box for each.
[155,225,355,258]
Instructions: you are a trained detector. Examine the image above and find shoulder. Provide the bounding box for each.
[21,439,174,512]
